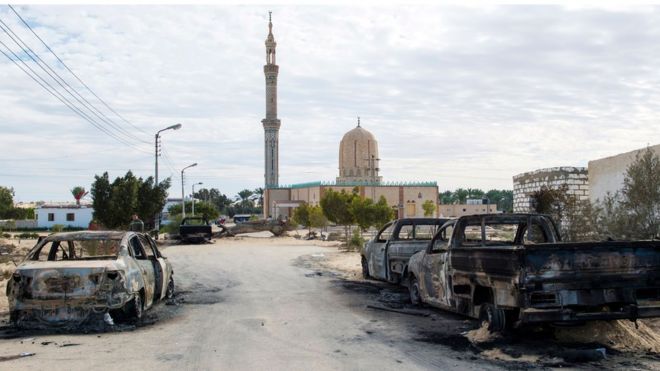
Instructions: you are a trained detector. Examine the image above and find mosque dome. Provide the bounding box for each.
[337,119,382,184]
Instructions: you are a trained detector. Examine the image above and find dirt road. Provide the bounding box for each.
[0,237,658,370]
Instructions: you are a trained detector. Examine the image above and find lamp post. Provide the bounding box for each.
[154,123,182,232]
[181,163,197,219]
[192,182,203,216]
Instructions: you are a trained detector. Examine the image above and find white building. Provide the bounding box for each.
[36,204,93,229]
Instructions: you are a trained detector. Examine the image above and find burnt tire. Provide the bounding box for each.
[408,276,422,306]
[165,277,175,300]
[361,256,370,279]
[479,303,506,333]
[125,292,144,320]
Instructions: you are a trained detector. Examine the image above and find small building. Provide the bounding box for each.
[36,204,93,229]
[588,144,660,204]
[512,167,589,213]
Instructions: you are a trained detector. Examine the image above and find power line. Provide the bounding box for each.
[0,18,149,146]
[0,40,150,153]
[0,47,150,154]
[8,4,150,136]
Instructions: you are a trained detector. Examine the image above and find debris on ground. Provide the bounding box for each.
[0,352,35,362]
[555,320,660,353]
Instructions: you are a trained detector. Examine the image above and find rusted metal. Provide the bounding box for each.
[408,214,660,328]
[361,218,451,284]
[6,231,174,328]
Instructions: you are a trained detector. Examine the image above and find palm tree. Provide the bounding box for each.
[71,186,88,206]
[253,187,264,208]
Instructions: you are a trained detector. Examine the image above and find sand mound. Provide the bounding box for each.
[555,320,660,353]
[465,323,501,344]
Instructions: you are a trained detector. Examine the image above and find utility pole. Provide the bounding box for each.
[154,123,182,232]
[192,182,203,216]
[181,163,197,219]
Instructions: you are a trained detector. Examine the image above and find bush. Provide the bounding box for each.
[16,232,39,239]
[51,224,65,233]
[161,214,183,235]
[1,233,10,239]
[348,228,365,250]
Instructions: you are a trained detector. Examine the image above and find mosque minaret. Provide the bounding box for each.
[262,11,281,189]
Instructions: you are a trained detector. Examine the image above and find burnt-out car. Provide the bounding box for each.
[7,231,174,328]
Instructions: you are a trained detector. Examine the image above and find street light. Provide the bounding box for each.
[181,163,197,219]
[154,123,182,233]
[192,182,203,216]
[155,123,182,186]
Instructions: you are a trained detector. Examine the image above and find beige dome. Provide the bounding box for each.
[337,122,382,184]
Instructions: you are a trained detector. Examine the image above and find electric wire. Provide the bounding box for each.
[8,4,150,136]
[0,18,149,146]
[0,39,151,153]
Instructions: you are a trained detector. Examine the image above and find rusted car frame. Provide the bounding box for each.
[7,231,174,328]
[361,218,450,284]
[407,214,660,331]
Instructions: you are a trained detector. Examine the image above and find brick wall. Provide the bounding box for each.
[512,167,589,213]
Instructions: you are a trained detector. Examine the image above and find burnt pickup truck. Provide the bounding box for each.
[407,214,660,331]
[361,218,450,284]
[179,217,212,243]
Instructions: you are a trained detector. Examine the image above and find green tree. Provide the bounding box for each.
[349,196,375,232]
[91,171,171,230]
[422,200,436,217]
[439,190,453,205]
[0,186,14,218]
[291,202,311,232]
[371,196,394,229]
[320,189,355,243]
[454,188,469,204]
[619,147,660,239]
[168,201,219,220]
[194,188,232,214]
[309,205,328,232]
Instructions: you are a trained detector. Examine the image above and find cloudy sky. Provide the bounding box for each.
[0,4,658,202]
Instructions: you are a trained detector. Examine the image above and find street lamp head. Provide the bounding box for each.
[191,163,198,167]
[170,123,182,131]
[197,182,203,185]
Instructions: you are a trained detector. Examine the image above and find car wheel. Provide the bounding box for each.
[125,292,144,320]
[409,276,422,306]
[361,256,370,279]
[166,277,175,299]
[479,303,505,332]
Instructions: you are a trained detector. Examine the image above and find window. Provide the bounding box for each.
[377,223,395,242]
[459,222,519,247]
[48,213,55,221]
[30,239,121,261]
[414,224,439,240]
[128,237,147,260]
[66,213,75,221]
[523,223,549,244]
[398,225,414,240]
[406,203,416,217]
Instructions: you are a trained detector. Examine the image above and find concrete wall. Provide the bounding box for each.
[588,144,660,204]
[0,220,38,229]
[36,206,93,229]
[512,167,589,213]
[438,204,498,218]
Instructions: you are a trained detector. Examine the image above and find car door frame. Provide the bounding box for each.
[368,221,396,280]
[420,221,455,307]
[145,235,171,300]
[127,234,157,308]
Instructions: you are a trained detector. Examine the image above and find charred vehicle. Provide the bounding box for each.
[407,214,660,331]
[179,216,212,243]
[7,231,174,327]
[361,218,450,284]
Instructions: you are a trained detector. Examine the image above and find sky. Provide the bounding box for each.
[0,4,658,203]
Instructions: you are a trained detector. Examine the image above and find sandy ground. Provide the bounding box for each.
[0,235,658,370]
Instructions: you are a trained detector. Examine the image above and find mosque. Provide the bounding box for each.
[261,15,438,219]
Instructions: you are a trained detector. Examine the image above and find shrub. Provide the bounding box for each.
[16,232,39,239]
[348,228,365,250]
[51,224,65,233]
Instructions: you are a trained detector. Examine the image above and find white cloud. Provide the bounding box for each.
[0,5,658,201]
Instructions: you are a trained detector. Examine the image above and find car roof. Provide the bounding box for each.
[44,230,132,241]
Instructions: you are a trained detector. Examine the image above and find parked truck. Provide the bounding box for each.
[407,213,660,331]
[361,218,450,284]
[179,217,212,243]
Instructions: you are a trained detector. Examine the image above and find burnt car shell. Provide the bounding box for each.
[7,231,173,328]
